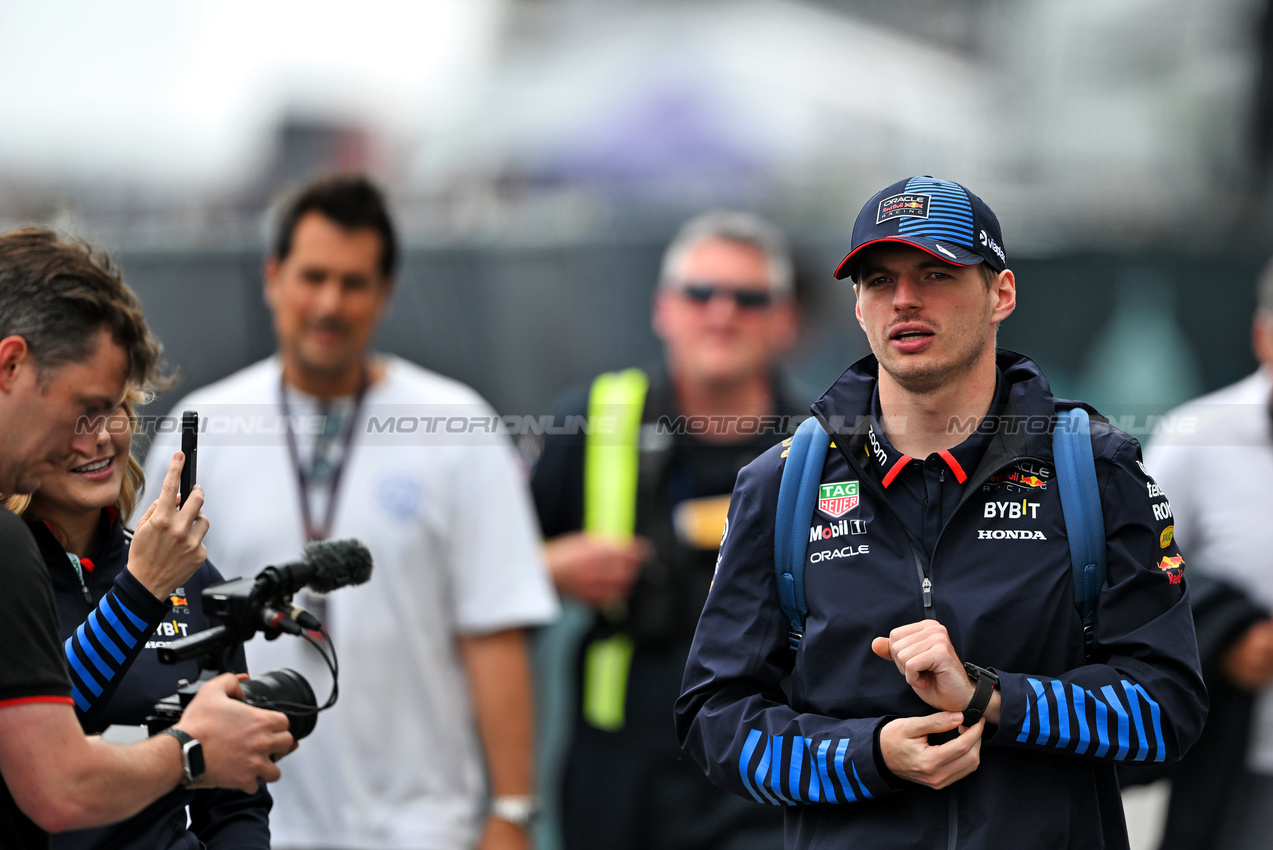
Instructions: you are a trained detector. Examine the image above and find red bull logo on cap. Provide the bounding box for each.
[877,193,931,224]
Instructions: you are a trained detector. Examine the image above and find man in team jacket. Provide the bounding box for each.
[675,176,1207,849]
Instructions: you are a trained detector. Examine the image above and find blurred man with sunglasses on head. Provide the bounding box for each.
[526,211,801,850]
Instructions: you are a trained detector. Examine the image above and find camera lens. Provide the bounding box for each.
[240,668,318,739]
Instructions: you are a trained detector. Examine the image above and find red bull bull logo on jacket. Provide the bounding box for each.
[1157,554,1185,584]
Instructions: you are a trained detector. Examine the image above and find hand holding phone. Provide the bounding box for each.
[129,415,209,599]
[180,410,198,509]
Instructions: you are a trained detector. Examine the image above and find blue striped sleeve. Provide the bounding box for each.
[1101,685,1131,761]
[833,739,857,803]
[792,737,815,802]
[735,729,875,805]
[1093,696,1111,758]
[111,594,149,633]
[815,739,838,804]
[65,640,103,697]
[752,746,780,805]
[1012,675,1166,764]
[86,610,126,665]
[1051,680,1070,745]
[768,737,793,804]
[64,574,170,729]
[70,685,89,712]
[75,619,116,678]
[1071,683,1091,755]
[1032,678,1051,746]
[1123,681,1150,762]
[852,762,873,800]
[739,729,766,803]
[1135,683,1166,762]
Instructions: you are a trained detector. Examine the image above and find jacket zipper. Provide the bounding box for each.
[911,548,933,616]
[825,434,937,618]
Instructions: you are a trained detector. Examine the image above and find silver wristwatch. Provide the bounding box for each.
[158,726,206,787]
[490,795,539,827]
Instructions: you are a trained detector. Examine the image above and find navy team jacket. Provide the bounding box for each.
[675,351,1207,850]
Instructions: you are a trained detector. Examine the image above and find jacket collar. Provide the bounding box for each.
[29,508,128,587]
[811,349,1072,485]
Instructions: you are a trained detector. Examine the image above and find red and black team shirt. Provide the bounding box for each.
[0,507,74,848]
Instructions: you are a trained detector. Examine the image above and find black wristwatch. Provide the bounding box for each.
[159,727,206,787]
[962,662,999,726]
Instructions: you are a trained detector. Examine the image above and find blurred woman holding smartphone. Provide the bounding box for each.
[6,392,271,849]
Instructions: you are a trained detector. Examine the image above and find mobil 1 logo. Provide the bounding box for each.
[809,519,868,543]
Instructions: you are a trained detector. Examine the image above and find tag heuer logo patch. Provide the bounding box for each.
[818,481,859,517]
[877,193,930,224]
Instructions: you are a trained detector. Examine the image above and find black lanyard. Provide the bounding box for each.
[279,369,370,542]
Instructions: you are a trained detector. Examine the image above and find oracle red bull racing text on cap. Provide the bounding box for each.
[834,176,1008,281]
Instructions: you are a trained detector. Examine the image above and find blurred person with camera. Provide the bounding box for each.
[0,228,294,849]
[4,386,272,849]
[1138,258,1273,849]
[526,211,801,849]
[144,174,557,850]
[675,177,1207,849]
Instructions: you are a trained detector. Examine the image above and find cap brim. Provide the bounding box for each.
[834,236,984,280]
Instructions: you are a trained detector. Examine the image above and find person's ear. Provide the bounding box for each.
[652,289,672,341]
[0,336,31,393]
[990,269,1016,324]
[1253,312,1273,371]
[264,257,282,311]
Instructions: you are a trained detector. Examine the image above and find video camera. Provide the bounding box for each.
[146,538,374,739]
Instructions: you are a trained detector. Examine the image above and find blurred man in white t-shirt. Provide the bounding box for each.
[146,175,557,850]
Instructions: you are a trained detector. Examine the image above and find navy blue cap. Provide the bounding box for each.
[834,176,1007,280]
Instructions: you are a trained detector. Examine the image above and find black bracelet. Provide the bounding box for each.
[962,662,999,726]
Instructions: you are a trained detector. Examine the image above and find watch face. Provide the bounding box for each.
[965,662,998,685]
[184,741,206,784]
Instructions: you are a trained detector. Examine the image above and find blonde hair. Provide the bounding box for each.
[4,387,148,527]
[115,387,147,520]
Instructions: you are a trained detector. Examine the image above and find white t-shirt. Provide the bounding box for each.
[1147,367,1273,773]
[144,355,559,849]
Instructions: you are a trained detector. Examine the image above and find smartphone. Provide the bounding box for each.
[179,410,198,508]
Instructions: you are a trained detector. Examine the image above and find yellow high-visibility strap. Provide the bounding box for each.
[581,632,636,732]
[583,368,648,540]
[581,368,648,731]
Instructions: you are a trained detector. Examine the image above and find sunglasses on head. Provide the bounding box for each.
[679,283,774,310]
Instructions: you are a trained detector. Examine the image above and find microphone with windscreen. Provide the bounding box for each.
[254,538,375,597]
[253,539,373,632]
[148,539,375,739]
